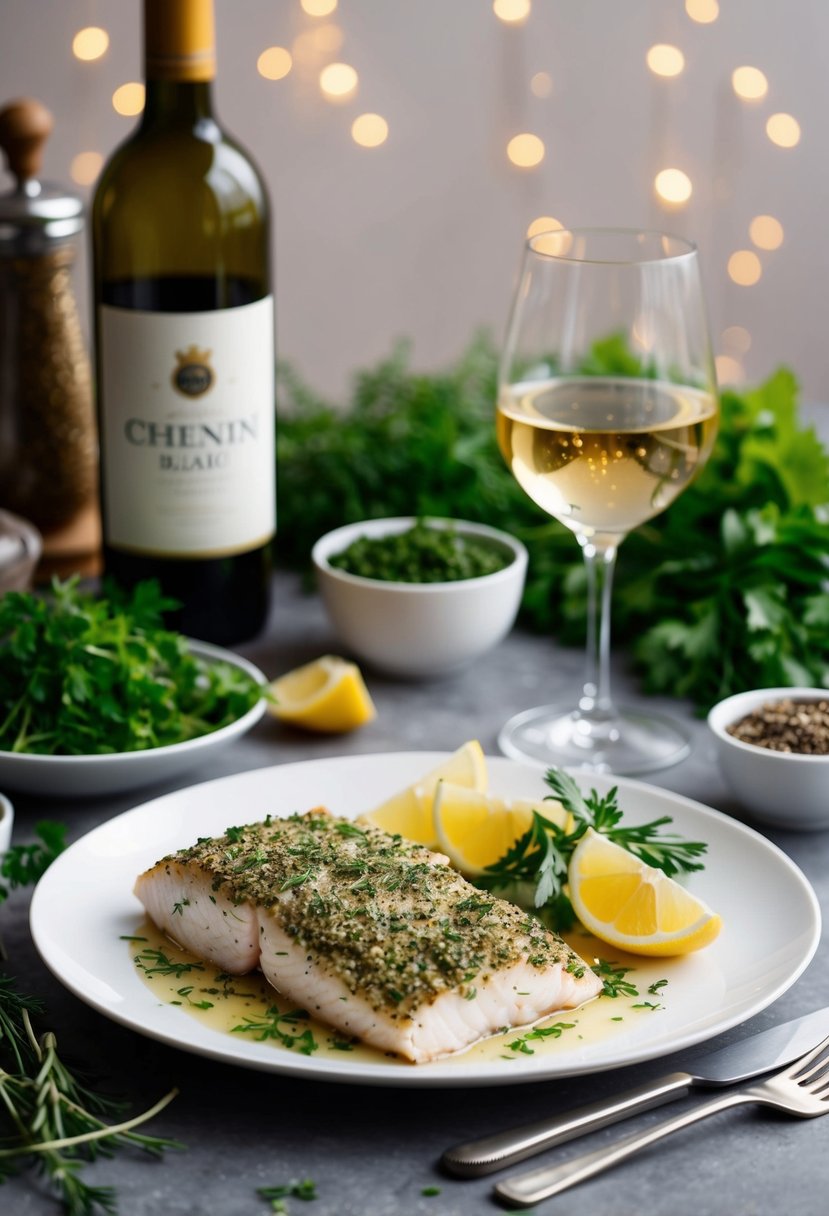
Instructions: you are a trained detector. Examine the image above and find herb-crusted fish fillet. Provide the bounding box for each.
[134,810,601,1062]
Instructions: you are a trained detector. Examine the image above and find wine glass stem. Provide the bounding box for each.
[579,538,619,724]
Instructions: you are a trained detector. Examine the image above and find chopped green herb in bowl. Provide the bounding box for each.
[0,577,267,796]
[312,517,527,678]
[328,518,512,583]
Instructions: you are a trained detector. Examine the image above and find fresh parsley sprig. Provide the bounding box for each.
[544,769,708,878]
[478,766,707,929]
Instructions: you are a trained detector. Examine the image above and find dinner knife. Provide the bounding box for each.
[442,1006,829,1178]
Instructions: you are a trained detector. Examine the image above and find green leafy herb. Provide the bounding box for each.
[591,959,639,999]
[0,975,180,1215]
[0,821,66,905]
[506,1021,576,1055]
[276,340,829,708]
[329,517,510,582]
[478,766,706,928]
[0,577,263,755]
[421,1185,442,1196]
[258,1179,317,1212]
[133,948,206,980]
[232,1007,318,1055]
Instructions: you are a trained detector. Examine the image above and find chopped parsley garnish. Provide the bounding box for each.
[232,1007,318,1055]
[591,959,639,999]
[506,1021,576,1055]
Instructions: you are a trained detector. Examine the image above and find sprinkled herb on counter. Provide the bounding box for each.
[327,519,512,583]
[727,697,829,755]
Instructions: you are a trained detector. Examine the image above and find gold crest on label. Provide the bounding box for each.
[172,345,214,397]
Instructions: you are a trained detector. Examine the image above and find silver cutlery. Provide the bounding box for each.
[442,1005,829,1177]
[495,1030,829,1208]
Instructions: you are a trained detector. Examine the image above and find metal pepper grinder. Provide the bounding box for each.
[0,98,100,576]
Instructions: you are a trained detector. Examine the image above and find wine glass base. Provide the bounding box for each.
[498,703,692,776]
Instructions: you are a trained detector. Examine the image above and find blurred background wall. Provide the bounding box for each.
[1,0,826,402]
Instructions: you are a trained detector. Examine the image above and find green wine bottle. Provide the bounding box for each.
[92,0,274,644]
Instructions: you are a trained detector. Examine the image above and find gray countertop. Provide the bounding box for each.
[3,571,827,1216]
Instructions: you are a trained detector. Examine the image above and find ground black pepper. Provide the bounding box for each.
[727,697,829,755]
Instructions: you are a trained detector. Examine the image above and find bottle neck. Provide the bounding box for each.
[141,79,214,129]
[142,0,216,128]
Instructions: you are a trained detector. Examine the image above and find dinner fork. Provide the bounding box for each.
[494,1032,829,1208]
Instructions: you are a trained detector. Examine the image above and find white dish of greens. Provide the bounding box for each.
[0,580,266,797]
[30,753,820,1086]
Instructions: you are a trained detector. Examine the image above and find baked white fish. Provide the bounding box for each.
[135,810,601,1062]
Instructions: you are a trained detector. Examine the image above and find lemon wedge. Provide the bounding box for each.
[433,782,570,877]
[267,655,376,733]
[358,740,487,847]
[568,828,722,957]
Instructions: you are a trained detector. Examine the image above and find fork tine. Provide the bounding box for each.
[787,1033,829,1083]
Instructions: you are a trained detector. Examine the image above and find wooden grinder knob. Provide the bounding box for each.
[0,99,54,184]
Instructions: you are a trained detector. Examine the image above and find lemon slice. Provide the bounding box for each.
[568,828,722,957]
[267,655,376,733]
[358,740,487,847]
[434,782,570,877]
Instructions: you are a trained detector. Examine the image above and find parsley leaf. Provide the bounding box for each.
[478,767,707,928]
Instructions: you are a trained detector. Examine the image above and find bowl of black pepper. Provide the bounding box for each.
[312,517,528,678]
[708,688,829,830]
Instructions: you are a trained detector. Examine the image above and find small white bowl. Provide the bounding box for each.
[0,791,13,854]
[312,517,528,679]
[0,642,267,799]
[708,687,829,831]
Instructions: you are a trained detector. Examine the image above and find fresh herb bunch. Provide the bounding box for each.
[477,767,707,930]
[0,578,262,755]
[328,519,511,583]
[0,975,180,1215]
[1,830,180,1213]
[276,341,829,709]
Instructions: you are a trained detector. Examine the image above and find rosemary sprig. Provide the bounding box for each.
[0,979,181,1214]
[478,766,708,929]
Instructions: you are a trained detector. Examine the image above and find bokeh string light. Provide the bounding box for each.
[749,215,784,250]
[351,113,388,148]
[72,27,109,61]
[685,0,719,23]
[257,47,292,80]
[507,133,544,167]
[728,250,763,286]
[493,0,532,24]
[320,62,358,101]
[732,66,768,100]
[654,168,693,205]
[646,45,685,77]
[112,82,145,117]
[64,6,804,388]
[301,0,338,16]
[766,113,801,147]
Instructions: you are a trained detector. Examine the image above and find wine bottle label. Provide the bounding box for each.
[98,296,275,558]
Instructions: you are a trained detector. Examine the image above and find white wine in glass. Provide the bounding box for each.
[497,229,718,775]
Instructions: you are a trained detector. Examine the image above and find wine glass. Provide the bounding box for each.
[496,228,718,775]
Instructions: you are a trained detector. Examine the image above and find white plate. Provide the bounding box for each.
[30,753,821,1087]
[0,641,267,798]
